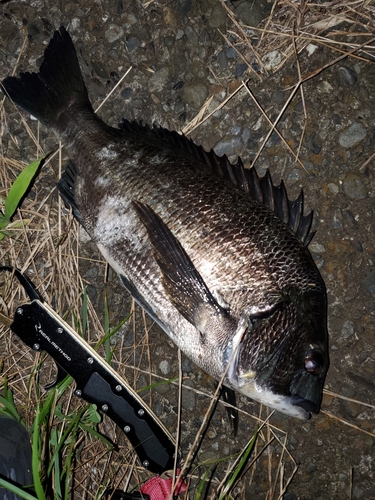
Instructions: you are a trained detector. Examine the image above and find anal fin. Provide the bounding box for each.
[57,160,83,224]
[118,273,169,333]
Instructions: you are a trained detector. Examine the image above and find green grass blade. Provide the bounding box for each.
[137,376,179,393]
[218,430,258,500]
[4,156,44,220]
[194,467,212,500]
[94,314,131,351]
[29,376,73,433]
[62,412,82,498]
[0,394,23,420]
[31,403,47,500]
[50,429,63,500]
[0,377,23,423]
[47,417,77,478]
[0,213,8,228]
[78,421,114,448]
[0,479,38,500]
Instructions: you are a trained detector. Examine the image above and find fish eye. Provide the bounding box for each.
[304,349,324,375]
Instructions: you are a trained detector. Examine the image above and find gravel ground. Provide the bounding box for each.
[1,1,375,499]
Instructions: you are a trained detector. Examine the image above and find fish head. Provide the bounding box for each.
[230,287,329,420]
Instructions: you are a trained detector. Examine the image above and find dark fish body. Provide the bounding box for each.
[1,27,329,419]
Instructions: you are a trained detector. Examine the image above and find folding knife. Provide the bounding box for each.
[1,266,179,475]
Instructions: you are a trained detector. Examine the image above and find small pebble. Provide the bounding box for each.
[341,320,354,339]
[242,127,251,143]
[328,182,339,194]
[338,66,357,86]
[214,136,242,156]
[339,123,367,148]
[332,209,343,229]
[349,485,364,499]
[181,359,192,372]
[172,80,184,90]
[309,242,326,254]
[231,125,242,136]
[308,131,322,155]
[306,462,317,474]
[159,360,170,375]
[287,169,301,182]
[121,87,133,100]
[234,0,272,27]
[217,49,228,69]
[342,173,367,199]
[181,380,195,411]
[235,63,247,78]
[272,90,284,104]
[266,131,280,147]
[262,50,282,71]
[317,81,333,94]
[306,43,318,56]
[91,60,110,80]
[105,24,124,43]
[182,82,208,109]
[125,35,140,52]
[362,272,375,294]
[147,67,170,93]
[207,4,227,29]
[86,284,97,302]
[226,47,237,59]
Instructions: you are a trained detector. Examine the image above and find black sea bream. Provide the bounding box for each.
[1,27,329,420]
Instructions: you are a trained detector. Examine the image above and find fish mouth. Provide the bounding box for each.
[238,379,314,420]
[291,394,319,414]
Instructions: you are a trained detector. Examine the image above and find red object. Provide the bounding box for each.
[140,468,187,499]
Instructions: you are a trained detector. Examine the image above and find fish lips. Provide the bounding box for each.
[235,325,328,419]
[238,376,317,420]
[291,394,319,414]
[289,360,328,416]
[259,358,327,419]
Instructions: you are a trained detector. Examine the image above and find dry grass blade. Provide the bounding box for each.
[243,84,307,171]
[299,36,375,84]
[181,95,214,136]
[181,82,245,136]
[322,411,375,438]
[291,26,308,162]
[94,66,133,114]
[218,28,262,81]
[359,149,375,171]
[220,0,264,75]
[247,81,303,170]
[323,389,375,410]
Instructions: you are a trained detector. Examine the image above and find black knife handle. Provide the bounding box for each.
[10,300,179,474]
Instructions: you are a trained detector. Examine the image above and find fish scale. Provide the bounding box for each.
[1,26,329,420]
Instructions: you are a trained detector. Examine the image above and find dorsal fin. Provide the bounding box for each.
[119,120,315,246]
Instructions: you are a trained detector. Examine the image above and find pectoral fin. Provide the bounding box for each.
[132,201,228,332]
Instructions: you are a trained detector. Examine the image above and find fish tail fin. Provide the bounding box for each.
[1,26,92,127]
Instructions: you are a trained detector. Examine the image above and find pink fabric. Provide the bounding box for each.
[140,469,187,499]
